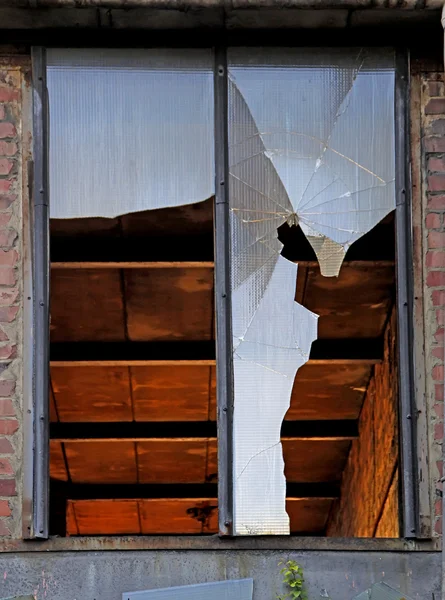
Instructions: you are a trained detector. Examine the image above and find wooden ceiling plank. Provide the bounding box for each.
[137,440,208,484]
[50,270,126,343]
[51,366,133,423]
[65,497,334,535]
[125,268,214,342]
[63,441,138,484]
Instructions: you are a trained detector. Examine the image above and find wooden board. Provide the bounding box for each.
[125,268,214,342]
[131,365,213,421]
[120,199,214,238]
[302,263,394,339]
[51,269,125,342]
[287,498,333,533]
[283,440,351,483]
[66,497,332,535]
[54,439,347,485]
[137,440,212,484]
[64,441,138,484]
[51,366,133,422]
[286,363,372,421]
[50,383,58,422]
[49,440,68,482]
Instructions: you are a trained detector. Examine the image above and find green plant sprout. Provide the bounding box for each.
[277,560,308,600]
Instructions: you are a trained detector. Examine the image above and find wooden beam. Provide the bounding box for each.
[50,339,382,364]
[50,482,340,500]
[50,420,358,441]
[50,259,394,270]
[51,261,214,269]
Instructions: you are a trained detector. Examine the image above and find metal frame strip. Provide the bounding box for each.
[30,46,50,539]
[214,46,234,537]
[395,48,418,539]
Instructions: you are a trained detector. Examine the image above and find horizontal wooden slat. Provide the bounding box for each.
[50,420,359,441]
[51,261,215,269]
[66,497,332,535]
[51,260,394,270]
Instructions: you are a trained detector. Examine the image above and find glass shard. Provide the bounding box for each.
[47,49,214,219]
[123,579,253,600]
[228,48,395,535]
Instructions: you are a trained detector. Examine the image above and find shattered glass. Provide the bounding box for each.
[228,48,395,535]
[46,49,214,219]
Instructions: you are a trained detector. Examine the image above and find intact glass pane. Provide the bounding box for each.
[228,48,395,535]
[47,48,214,219]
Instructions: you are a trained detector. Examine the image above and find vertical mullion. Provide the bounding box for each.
[395,48,418,539]
[214,46,234,536]
[31,46,50,539]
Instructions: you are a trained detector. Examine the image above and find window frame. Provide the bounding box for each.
[25,42,425,543]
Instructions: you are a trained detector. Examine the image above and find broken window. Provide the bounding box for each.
[30,45,408,538]
[228,48,397,535]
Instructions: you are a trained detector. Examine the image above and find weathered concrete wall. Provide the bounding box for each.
[0,549,441,600]
[0,54,29,540]
[327,309,399,537]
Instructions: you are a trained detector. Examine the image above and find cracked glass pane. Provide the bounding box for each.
[228,48,395,535]
[47,49,214,219]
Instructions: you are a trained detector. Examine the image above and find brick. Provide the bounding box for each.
[435,518,443,535]
[428,157,445,173]
[432,345,445,359]
[0,180,11,193]
[0,500,10,517]
[435,327,445,343]
[426,213,442,229]
[0,267,17,287]
[0,520,10,536]
[0,141,16,157]
[436,384,444,401]
[434,422,443,440]
[428,195,445,209]
[0,346,16,361]
[0,438,13,454]
[0,123,15,139]
[0,229,17,249]
[0,215,12,228]
[0,251,18,268]
[0,194,15,209]
[437,310,445,327]
[0,399,13,416]
[433,365,444,381]
[0,87,18,103]
[433,290,445,306]
[0,419,17,435]
[0,458,13,476]
[0,105,4,120]
[429,231,445,249]
[426,99,445,115]
[0,158,13,176]
[436,460,443,478]
[0,289,18,307]
[0,479,15,496]
[436,498,443,516]
[0,306,18,323]
[0,380,15,397]
[427,251,445,267]
[428,82,443,96]
[431,120,445,135]
[427,271,445,287]
[424,137,445,153]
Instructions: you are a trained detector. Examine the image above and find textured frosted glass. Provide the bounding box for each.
[123,579,253,600]
[353,582,414,600]
[47,49,214,219]
[228,48,395,535]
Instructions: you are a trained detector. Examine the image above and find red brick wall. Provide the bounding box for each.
[326,309,399,537]
[421,72,445,537]
[0,57,28,538]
